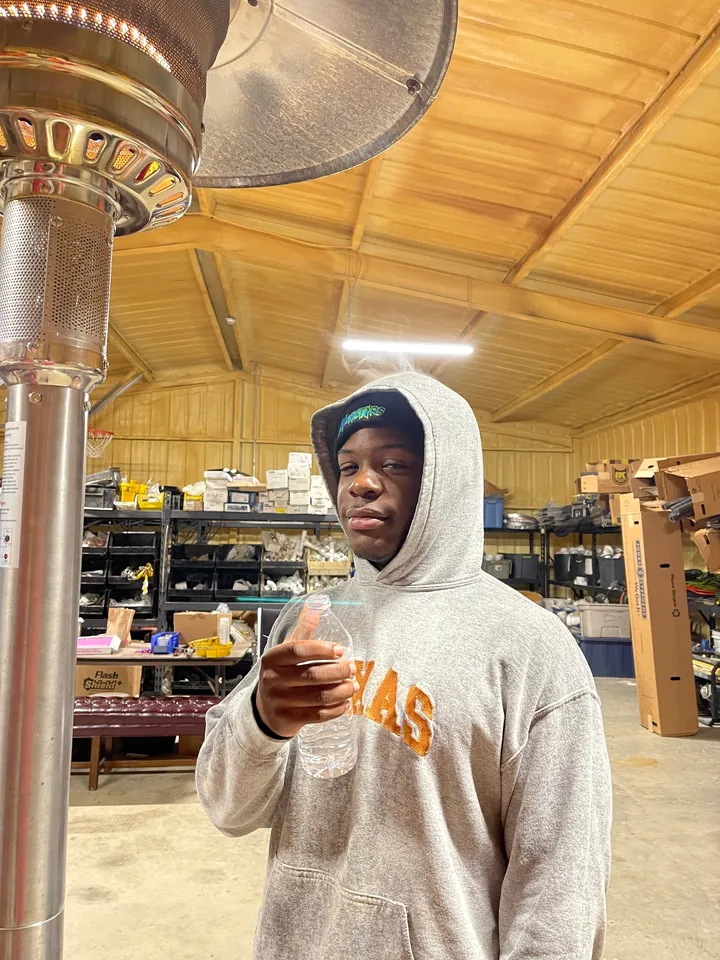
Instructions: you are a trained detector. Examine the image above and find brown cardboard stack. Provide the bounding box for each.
[619,494,697,737]
[576,459,638,495]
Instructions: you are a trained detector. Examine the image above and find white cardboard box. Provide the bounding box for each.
[268,487,289,502]
[286,504,309,514]
[289,491,310,506]
[266,469,289,489]
[310,474,328,490]
[288,452,313,468]
[288,475,311,492]
[225,503,251,512]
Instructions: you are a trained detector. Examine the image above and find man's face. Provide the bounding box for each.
[337,426,423,567]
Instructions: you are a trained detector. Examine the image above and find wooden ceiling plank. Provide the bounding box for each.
[491,338,623,422]
[117,215,720,361]
[322,158,384,388]
[504,21,720,286]
[107,323,154,381]
[576,369,720,436]
[189,250,234,371]
[650,266,720,318]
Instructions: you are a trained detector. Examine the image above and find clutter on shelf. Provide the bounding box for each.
[262,530,306,562]
[263,572,305,597]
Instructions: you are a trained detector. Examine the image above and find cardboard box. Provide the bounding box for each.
[75,665,142,697]
[288,475,311,492]
[691,528,720,572]
[225,502,251,512]
[577,459,638,495]
[289,491,310,506]
[286,504,310,514]
[183,494,203,511]
[228,490,253,504]
[659,455,720,521]
[630,455,720,503]
[266,469,289,489]
[270,494,289,510]
[484,479,508,497]
[620,498,697,737]
[288,452,313,468]
[173,611,222,645]
[227,479,266,493]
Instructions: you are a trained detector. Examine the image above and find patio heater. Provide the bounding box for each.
[0,2,456,958]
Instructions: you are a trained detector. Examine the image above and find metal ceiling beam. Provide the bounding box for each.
[322,157,384,389]
[107,323,154,381]
[115,215,720,360]
[89,370,143,418]
[214,252,252,371]
[503,22,720,286]
[192,249,241,370]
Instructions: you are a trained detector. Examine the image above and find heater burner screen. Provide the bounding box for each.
[0,196,112,354]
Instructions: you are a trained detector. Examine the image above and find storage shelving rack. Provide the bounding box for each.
[81,509,163,632]
[163,507,344,615]
[542,522,624,598]
[483,526,545,591]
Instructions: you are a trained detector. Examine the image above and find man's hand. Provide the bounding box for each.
[255,603,358,739]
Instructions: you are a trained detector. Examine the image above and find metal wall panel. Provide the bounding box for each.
[574,393,720,475]
[72,375,574,506]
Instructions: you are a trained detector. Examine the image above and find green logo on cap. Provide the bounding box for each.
[338,404,386,438]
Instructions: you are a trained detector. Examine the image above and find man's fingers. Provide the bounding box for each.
[267,639,343,667]
[275,702,352,727]
[273,680,356,709]
[283,659,354,686]
[290,603,324,644]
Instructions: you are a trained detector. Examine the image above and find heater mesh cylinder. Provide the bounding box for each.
[0,194,113,379]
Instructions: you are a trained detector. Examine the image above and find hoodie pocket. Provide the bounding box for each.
[255,858,416,960]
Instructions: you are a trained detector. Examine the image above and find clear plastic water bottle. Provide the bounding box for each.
[297,593,357,779]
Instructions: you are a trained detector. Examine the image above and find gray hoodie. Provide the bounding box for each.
[197,372,612,960]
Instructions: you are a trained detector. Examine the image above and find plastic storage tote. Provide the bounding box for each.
[598,555,626,588]
[579,638,634,678]
[577,602,630,639]
[482,558,512,580]
[512,554,539,582]
[483,496,504,529]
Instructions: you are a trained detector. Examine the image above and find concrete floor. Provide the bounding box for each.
[66,679,720,960]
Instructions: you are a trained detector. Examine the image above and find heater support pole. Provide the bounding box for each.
[0,185,115,960]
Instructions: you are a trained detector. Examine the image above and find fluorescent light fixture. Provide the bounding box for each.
[342,338,473,357]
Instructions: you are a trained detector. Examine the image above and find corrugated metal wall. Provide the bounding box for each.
[82,374,573,506]
[574,392,720,474]
[86,375,329,487]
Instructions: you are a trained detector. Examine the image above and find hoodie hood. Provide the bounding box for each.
[311,372,485,589]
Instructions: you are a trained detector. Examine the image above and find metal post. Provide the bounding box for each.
[0,183,116,960]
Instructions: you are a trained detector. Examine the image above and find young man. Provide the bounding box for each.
[197,372,612,960]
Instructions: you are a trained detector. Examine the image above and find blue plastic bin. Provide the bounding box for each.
[579,637,634,678]
[484,496,504,529]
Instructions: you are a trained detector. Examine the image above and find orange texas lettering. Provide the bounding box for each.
[355,661,434,758]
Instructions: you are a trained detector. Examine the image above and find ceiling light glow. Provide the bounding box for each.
[342,338,473,357]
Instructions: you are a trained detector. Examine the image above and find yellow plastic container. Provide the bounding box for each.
[119,480,148,502]
[138,492,164,510]
[189,637,233,659]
